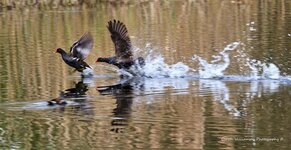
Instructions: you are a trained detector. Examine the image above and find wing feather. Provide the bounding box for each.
[70,32,93,60]
[107,20,132,62]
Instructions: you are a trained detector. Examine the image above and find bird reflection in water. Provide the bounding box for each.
[47,80,88,106]
[97,78,144,134]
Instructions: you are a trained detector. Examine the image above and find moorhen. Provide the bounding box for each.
[96,20,144,69]
[56,32,93,72]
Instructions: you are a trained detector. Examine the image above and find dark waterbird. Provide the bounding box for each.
[96,20,145,69]
[56,32,93,72]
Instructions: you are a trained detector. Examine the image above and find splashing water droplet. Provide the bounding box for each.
[246,60,280,80]
[263,63,280,79]
[82,68,94,78]
[140,55,190,78]
[192,42,240,79]
[106,42,283,82]
[121,45,191,78]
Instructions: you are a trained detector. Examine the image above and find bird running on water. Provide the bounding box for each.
[56,32,93,72]
[96,20,144,70]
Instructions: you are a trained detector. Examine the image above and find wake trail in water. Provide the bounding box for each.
[89,42,291,83]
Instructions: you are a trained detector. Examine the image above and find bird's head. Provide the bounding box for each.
[55,48,64,54]
[96,57,102,63]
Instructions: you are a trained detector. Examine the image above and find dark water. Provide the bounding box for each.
[0,1,291,149]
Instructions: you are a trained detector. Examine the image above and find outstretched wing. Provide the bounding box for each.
[70,32,93,60]
[107,20,133,62]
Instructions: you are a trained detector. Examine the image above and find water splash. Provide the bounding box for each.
[246,21,256,31]
[82,68,95,77]
[121,43,190,78]
[261,63,280,79]
[246,59,280,80]
[141,55,190,78]
[192,42,240,78]
[99,42,285,82]
[190,42,283,81]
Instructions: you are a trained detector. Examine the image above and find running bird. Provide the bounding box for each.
[96,20,144,69]
[56,32,93,72]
